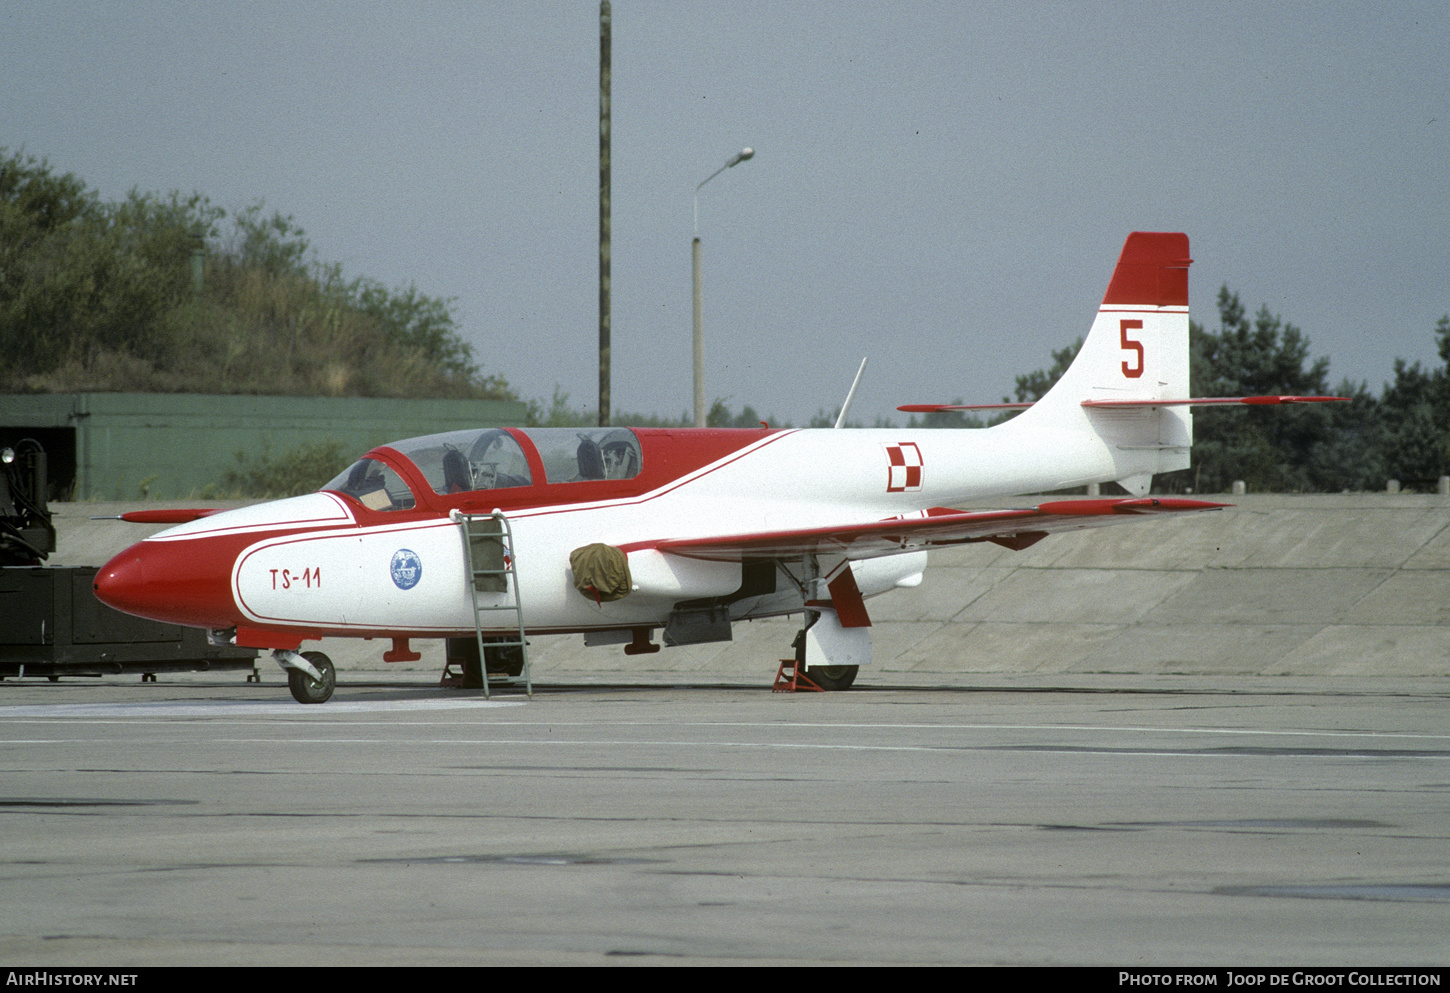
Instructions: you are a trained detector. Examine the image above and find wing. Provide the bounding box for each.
[650,497,1226,562]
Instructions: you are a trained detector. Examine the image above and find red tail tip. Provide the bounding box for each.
[1101,232,1191,308]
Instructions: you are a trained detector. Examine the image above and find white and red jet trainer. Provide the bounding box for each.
[94,232,1342,702]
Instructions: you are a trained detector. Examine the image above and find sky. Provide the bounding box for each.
[3,1,1446,427]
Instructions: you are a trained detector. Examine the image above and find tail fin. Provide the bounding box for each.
[1010,232,1193,494]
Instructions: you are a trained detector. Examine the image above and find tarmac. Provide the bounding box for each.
[0,493,1445,966]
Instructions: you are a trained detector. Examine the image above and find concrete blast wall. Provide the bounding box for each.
[862,493,1450,678]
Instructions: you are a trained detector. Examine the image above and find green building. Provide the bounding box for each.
[0,393,527,500]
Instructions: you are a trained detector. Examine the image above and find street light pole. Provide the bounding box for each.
[692,234,705,426]
[692,147,753,427]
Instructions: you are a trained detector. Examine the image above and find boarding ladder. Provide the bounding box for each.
[451,509,532,699]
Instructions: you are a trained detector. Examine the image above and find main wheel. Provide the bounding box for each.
[448,637,484,688]
[483,640,525,677]
[287,651,335,704]
[807,664,858,691]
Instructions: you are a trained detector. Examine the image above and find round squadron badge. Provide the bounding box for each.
[390,549,423,590]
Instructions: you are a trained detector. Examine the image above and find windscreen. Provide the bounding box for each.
[322,458,416,511]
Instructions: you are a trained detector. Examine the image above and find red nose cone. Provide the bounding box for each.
[93,546,153,619]
[94,539,239,628]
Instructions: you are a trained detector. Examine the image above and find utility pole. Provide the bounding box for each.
[598,1,611,427]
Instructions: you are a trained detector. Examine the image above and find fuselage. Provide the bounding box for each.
[93,419,1118,649]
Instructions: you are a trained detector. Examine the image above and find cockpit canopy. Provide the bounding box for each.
[529,427,641,483]
[322,427,644,511]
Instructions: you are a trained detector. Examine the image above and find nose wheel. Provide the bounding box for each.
[284,650,335,704]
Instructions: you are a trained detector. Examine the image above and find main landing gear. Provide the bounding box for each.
[806,665,858,691]
[770,558,870,692]
[445,637,524,689]
[773,625,860,692]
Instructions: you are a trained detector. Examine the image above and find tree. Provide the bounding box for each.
[0,150,101,371]
[1011,337,1082,403]
[1376,315,1450,488]
[229,201,310,277]
[1299,378,1383,493]
[344,276,483,383]
[0,150,514,401]
[707,400,766,428]
[216,438,352,498]
[1167,287,1339,492]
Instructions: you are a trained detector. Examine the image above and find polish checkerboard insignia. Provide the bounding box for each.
[885,442,923,492]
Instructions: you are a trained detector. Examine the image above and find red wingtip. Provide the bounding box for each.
[1238,395,1351,405]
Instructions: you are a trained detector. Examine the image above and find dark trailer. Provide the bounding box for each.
[0,440,256,681]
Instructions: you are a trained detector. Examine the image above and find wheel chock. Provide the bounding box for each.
[439,658,465,688]
[772,659,824,693]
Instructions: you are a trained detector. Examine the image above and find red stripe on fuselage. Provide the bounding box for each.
[514,428,799,523]
[341,428,795,526]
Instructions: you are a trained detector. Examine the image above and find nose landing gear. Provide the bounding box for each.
[273,649,336,704]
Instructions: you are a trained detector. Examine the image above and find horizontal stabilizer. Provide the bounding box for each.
[901,395,1347,414]
[1082,395,1349,408]
[897,402,1033,413]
